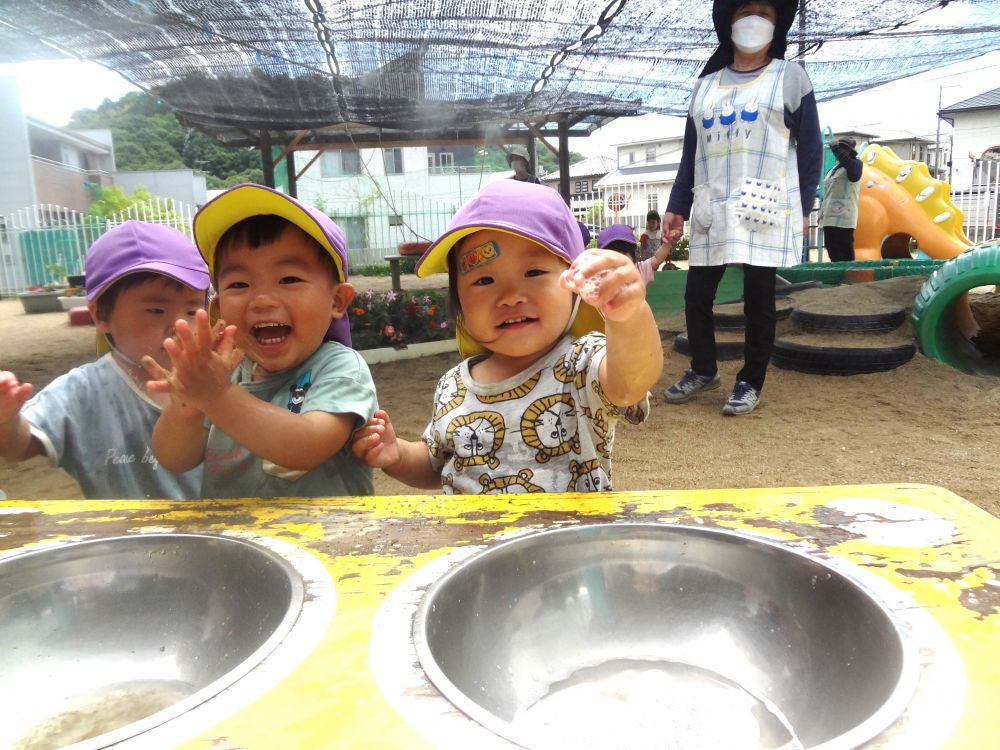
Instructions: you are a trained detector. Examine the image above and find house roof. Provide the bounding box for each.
[539,155,615,181]
[596,162,679,187]
[25,117,113,155]
[940,87,1000,116]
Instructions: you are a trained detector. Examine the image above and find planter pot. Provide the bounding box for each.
[360,338,457,365]
[58,296,89,311]
[18,291,64,314]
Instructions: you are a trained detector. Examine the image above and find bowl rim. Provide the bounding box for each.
[412,521,921,750]
[1,532,306,750]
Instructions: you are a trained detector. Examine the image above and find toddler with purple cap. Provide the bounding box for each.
[0,220,209,499]
[146,183,378,499]
[352,179,662,494]
[597,223,676,286]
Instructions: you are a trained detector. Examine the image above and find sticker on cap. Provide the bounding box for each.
[459,240,500,274]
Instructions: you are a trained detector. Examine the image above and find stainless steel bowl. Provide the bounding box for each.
[414,524,918,750]
[0,534,304,750]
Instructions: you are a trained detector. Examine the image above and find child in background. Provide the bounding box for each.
[639,209,678,269]
[352,180,662,494]
[597,223,675,285]
[146,184,378,498]
[0,221,208,498]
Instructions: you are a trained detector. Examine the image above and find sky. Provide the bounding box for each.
[4,49,999,159]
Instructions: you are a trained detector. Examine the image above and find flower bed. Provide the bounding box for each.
[349,288,450,350]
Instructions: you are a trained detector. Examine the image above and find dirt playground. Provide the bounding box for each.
[1,274,998,517]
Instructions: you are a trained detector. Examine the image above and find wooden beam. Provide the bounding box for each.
[272,130,309,167]
[286,150,297,198]
[557,119,570,206]
[260,131,275,188]
[524,122,559,157]
[295,151,323,180]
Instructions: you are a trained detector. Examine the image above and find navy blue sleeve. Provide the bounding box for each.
[842,156,863,182]
[666,116,698,218]
[787,88,823,216]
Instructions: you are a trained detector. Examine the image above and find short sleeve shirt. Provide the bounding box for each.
[21,355,202,499]
[202,342,378,499]
[422,334,649,494]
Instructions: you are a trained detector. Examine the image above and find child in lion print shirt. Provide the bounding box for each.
[351,180,663,494]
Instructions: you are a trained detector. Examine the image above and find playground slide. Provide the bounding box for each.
[853,144,973,261]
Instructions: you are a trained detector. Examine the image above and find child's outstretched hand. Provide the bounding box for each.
[0,371,33,424]
[352,409,402,468]
[560,248,647,322]
[143,309,241,414]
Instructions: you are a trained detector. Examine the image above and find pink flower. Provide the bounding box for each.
[382,324,395,337]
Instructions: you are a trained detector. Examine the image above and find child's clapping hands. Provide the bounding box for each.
[560,248,646,322]
[143,309,241,414]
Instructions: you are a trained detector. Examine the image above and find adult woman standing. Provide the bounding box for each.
[661,0,822,415]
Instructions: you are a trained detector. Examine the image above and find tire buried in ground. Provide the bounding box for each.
[673,333,744,361]
[772,338,916,375]
[790,307,906,334]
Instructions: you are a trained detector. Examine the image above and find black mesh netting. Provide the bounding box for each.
[0,0,997,144]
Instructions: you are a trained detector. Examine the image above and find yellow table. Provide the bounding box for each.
[1,483,998,749]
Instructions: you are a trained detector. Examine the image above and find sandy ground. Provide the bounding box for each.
[2,274,998,517]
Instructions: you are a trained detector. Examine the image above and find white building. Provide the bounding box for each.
[940,87,1000,190]
[594,134,684,230]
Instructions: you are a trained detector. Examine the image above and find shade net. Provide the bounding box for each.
[0,0,997,144]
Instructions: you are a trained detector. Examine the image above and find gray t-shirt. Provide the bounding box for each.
[201,342,378,499]
[21,354,202,499]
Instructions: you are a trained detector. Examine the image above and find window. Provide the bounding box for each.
[383,148,404,175]
[646,146,656,162]
[575,180,588,193]
[647,194,659,212]
[629,152,636,164]
[427,154,435,170]
[342,150,361,174]
[438,152,454,168]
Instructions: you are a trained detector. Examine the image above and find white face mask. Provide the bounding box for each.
[731,15,775,54]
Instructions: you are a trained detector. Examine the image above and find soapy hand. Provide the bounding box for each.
[143,309,241,415]
[560,249,646,323]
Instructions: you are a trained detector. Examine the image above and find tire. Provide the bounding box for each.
[790,307,906,334]
[673,333,744,361]
[911,244,1000,375]
[713,297,793,330]
[772,338,916,375]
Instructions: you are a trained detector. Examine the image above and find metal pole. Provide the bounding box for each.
[934,85,943,178]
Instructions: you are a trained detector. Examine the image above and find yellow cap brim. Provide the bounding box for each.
[194,185,346,282]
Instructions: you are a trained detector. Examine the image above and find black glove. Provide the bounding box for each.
[831,140,857,164]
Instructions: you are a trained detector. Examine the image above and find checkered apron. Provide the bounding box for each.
[688,60,802,268]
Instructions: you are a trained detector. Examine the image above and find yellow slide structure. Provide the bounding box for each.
[854,144,973,261]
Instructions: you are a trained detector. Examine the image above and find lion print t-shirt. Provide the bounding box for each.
[422,333,649,494]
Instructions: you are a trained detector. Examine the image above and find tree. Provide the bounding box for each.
[69,92,262,187]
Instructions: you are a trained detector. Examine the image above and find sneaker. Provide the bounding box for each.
[664,369,721,403]
[722,381,760,415]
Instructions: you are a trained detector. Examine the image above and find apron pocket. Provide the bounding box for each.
[734,177,785,235]
[692,184,712,230]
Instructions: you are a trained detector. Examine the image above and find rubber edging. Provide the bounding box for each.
[790,307,906,334]
[772,339,916,375]
[911,244,1000,375]
[674,333,744,361]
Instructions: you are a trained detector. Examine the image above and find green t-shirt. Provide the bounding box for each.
[202,342,377,498]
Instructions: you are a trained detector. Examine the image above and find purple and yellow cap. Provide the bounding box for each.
[193,183,352,348]
[597,223,638,249]
[415,179,604,358]
[86,220,210,355]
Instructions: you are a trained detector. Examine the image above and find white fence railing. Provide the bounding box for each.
[952,158,1000,245]
[0,199,198,296]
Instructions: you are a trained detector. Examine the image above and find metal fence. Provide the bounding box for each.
[0,199,197,296]
[953,158,1000,245]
